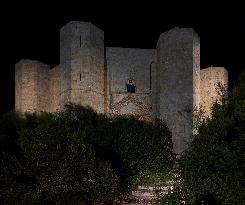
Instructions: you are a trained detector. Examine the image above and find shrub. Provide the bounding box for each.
[162,70,245,204]
[109,117,175,193]
[60,104,175,195]
[0,104,175,204]
[0,111,118,204]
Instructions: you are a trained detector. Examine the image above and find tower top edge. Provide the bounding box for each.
[60,21,104,33]
[15,59,50,67]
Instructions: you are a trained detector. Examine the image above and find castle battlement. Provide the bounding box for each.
[15,21,228,153]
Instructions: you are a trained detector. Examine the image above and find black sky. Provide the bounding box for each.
[1,2,244,114]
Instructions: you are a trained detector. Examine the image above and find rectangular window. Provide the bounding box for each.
[126,84,135,93]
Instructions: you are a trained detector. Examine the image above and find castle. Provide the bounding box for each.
[15,21,228,153]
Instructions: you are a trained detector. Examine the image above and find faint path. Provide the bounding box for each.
[120,180,174,204]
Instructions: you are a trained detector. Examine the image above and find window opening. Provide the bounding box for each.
[126,79,136,93]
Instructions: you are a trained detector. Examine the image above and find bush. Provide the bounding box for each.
[109,117,175,193]
[59,104,175,195]
[162,70,245,204]
[0,104,175,204]
[1,111,118,204]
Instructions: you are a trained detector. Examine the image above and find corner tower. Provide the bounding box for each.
[60,21,105,113]
[200,67,228,118]
[15,60,50,113]
[157,28,200,153]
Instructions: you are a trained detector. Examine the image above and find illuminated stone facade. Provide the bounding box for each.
[200,67,228,118]
[15,21,228,153]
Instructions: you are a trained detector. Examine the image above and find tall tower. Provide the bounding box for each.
[60,21,105,113]
[157,28,200,153]
[15,60,50,113]
[200,67,228,118]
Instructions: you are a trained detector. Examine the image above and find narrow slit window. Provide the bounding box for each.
[150,61,154,91]
[80,74,82,81]
[150,66,152,90]
[79,36,82,47]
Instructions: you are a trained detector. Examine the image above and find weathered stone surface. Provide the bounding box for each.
[15,59,50,113]
[49,65,61,112]
[60,21,105,113]
[106,47,156,120]
[156,28,200,153]
[15,21,228,153]
[200,67,228,118]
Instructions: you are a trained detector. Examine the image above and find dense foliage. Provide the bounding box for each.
[162,70,245,205]
[0,105,175,204]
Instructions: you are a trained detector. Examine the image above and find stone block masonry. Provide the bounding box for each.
[15,60,50,113]
[106,47,156,121]
[59,22,105,113]
[15,21,228,153]
[49,65,61,112]
[157,28,200,153]
[200,67,228,118]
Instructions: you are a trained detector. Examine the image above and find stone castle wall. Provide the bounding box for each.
[157,28,200,153]
[60,21,105,113]
[60,22,72,108]
[15,21,228,153]
[106,47,156,120]
[200,67,228,118]
[15,60,50,113]
[49,65,61,112]
[37,62,50,112]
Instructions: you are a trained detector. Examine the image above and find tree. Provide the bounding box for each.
[162,70,245,204]
[1,104,175,204]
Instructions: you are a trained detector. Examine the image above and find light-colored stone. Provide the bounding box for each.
[200,67,228,118]
[106,47,156,120]
[157,28,200,153]
[15,21,228,153]
[15,59,50,113]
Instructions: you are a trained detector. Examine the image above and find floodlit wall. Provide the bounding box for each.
[60,21,105,113]
[157,28,200,153]
[15,59,50,113]
[106,47,156,120]
[15,21,229,154]
[200,67,228,118]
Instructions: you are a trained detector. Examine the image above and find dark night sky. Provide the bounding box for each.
[1,2,244,114]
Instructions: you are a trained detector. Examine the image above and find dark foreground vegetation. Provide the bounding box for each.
[0,104,175,204]
[1,70,244,205]
[161,70,245,205]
